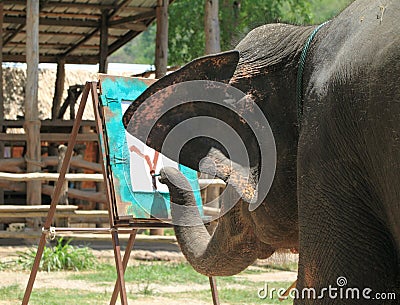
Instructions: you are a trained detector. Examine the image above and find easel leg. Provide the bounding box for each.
[209,276,220,305]
[111,230,129,305]
[21,233,47,305]
[110,230,137,305]
[21,83,92,305]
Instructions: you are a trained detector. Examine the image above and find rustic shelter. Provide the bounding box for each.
[0,0,170,209]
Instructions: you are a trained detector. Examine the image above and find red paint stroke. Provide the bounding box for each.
[129,145,159,173]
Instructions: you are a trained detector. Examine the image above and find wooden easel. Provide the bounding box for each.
[22,81,220,305]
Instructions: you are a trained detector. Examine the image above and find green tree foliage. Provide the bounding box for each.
[168,0,206,65]
[109,0,353,65]
[109,24,156,64]
[219,0,314,53]
[310,0,353,23]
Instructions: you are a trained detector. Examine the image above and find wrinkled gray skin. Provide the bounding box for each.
[125,1,400,303]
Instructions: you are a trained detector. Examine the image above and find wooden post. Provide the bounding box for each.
[155,0,168,79]
[99,10,109,73]
[153,0,169,235]
[204,177,220,234]
[25,0,42,225]
[57,145,69,205]
[51,58,66,119]
[204,0,221,54]
[0,2,4,210]
[55,145,69,227]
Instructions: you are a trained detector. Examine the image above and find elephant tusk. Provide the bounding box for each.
[279,280,297,302]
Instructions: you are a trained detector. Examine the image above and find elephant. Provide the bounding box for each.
[123,0,399,304]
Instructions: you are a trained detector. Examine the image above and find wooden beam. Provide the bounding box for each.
[99,10,109,73]
[108,30,140,55]
[0,156,102,173]
[155,0,169,78]
[110,22,148,31]
[4,0,114,9]
[0,181,107,204]
[62,28,99,57]
[2,53,99,64]
[0,172,104,182]
[4,10,102,20]
[0,204,78,213]
[0,2,4,131]
[0,2,4,206]
[4,0,154,12]
[25,0,42,209]
[3,23,25,47]
[108,10,156,26]
[6,42,101,49]
[3,119,95,128]
[0,230,178,242]
[4,15,99,27]
[41,185,107,204]
[51,58,65,119]
[4,13,156,28]
[4,30,120,39]
[198,178,226,188]
[0,132,98,142]
[107,0,131,20]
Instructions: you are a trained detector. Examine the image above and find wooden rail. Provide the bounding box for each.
[0,157,102,173]
[0,176,224,239]
[0,172,103,182]
[0,132,98,142]
[198,178,225,188]
[0,172,224,185]
[0,230,177,242]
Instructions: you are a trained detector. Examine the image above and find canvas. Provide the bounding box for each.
[98,75,203,220]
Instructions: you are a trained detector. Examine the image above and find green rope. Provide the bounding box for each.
[296,21,329,125]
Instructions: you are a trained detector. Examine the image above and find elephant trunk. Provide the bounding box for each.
[159,167,274,276]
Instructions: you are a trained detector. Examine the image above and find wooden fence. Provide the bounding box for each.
[0,170,224,239]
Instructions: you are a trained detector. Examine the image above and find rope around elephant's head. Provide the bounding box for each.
[296,21,330,125]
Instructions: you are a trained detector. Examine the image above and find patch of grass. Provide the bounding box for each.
[139,229,175,236]
[0,285,134,305]
[69,261,292,288]
[260,262,298,272]
[28,288,111,305]
[16,238,98,272]
[0,285,112,305]
[70,262,209,284]
[0,259,19,271]
[136,279,156,296]
[163,228,175,236]
[0,262,295,305]
[0,261,8,271]
[0,284,22,300]
[164,281,294,305]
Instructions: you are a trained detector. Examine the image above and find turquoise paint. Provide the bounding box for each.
[99,76,203,219]
[101,77,149,101]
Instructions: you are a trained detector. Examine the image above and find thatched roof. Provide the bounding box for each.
[3,63,151,120]
[3,0,168,64]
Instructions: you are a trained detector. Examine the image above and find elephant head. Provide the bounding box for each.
[123,24,316,276]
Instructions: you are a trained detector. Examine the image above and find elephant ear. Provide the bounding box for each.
[122,50,239,129]
[122,50,269,206]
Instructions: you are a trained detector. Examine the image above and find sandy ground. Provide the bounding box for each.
[0,245,298,304]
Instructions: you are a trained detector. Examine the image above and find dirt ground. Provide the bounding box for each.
[0,245,298,305]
